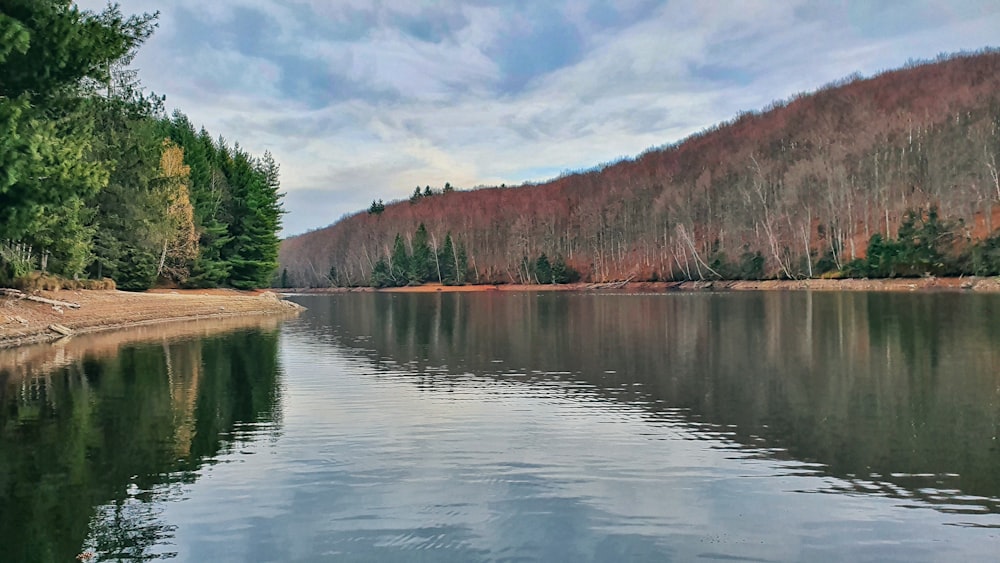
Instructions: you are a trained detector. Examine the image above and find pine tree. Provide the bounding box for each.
[0,1,156,275]
[370,259,391,288]
[551,255,578,284]
[535,253,552,284]
[390,233,409,286]
[455,241,469,284]
[161,115,232,287]
[223,149,283,289]
[408,224,433,284]
[438,233,456,284]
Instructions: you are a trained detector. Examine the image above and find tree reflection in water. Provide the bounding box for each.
[314,291,1000,517]
[0,326,284,562]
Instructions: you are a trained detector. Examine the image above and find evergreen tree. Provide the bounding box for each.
[0,2,156,276]
[186,128,233,287]
[408,224,433,284]
[438,233,456,284]
[0,3,284,290]
[455,241,469,284]
[535,253,552,284]
[370,259,391,288]
[221,148,283,289]
[390,233,409,286]
[551,255,578,284]
[86,97,165,287]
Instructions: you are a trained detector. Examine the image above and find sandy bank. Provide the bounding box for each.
[290,276,1000,294]
[0,289,304,349]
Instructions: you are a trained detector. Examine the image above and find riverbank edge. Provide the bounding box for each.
[287,276,1000,294]
[0,290,305,349]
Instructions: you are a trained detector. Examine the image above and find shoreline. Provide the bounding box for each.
[0,314,292,385]
[0,289,304,349]
[287,276,1000,294]
[6,277,991,348]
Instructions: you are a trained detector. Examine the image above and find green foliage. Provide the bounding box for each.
[706,249,765,280]
[223,149,283,290]
[170,123,234,288]
[0,241,34,284]
[737,251,765,280]
[86,99,164,285]
[0,2,156,279]
[551,255,579,284]
[114,247,157,291]
[895,207,958,276]
[368,199,385,215]
[390,233,409,286]
[0,329,282,562]
[0,4,282,291]
[408,224,433,284]
[966,233,1000,276]
[455,242,469,284]
[370,258,392,288]
[813,250,839,276]
[438,233,457,284]
[371,228,469,287]
[845,208,960,278]
[535,253,553,284]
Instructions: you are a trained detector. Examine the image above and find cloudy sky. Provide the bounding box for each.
[74,1,1000,236]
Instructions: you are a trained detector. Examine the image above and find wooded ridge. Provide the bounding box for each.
[280,50,1000,287]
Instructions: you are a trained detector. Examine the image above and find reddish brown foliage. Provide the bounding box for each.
[281,51,1000,286]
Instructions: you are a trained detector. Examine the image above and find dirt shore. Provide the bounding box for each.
[290,276,1000,294]
[0,289,304,349]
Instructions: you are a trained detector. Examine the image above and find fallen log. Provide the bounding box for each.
[0,288,81,309]
[586,275,636,290]
[48,323,73,336]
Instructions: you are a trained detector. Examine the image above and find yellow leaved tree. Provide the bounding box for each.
[157,139,199,284]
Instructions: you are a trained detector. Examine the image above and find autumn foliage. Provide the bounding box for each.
[281,50,1000,286]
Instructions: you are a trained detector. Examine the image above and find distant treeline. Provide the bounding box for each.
[0,1,282,290]
[281,50,1000,287]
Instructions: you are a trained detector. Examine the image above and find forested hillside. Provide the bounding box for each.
[0,1,283,291]
[281,50,1000,287]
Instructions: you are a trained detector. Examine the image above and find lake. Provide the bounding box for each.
[2,291,999,562]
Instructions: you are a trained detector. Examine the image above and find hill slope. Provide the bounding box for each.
[281,51,1000,286]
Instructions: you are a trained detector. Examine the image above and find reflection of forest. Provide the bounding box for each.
[309,292,1000,514]
[0,327,283,563]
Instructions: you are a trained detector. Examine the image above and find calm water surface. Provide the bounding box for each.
[2,291,999,561]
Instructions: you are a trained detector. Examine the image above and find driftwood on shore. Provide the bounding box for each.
[48,323,73,336]
[585,275,636,290]
[0,288,81,309]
